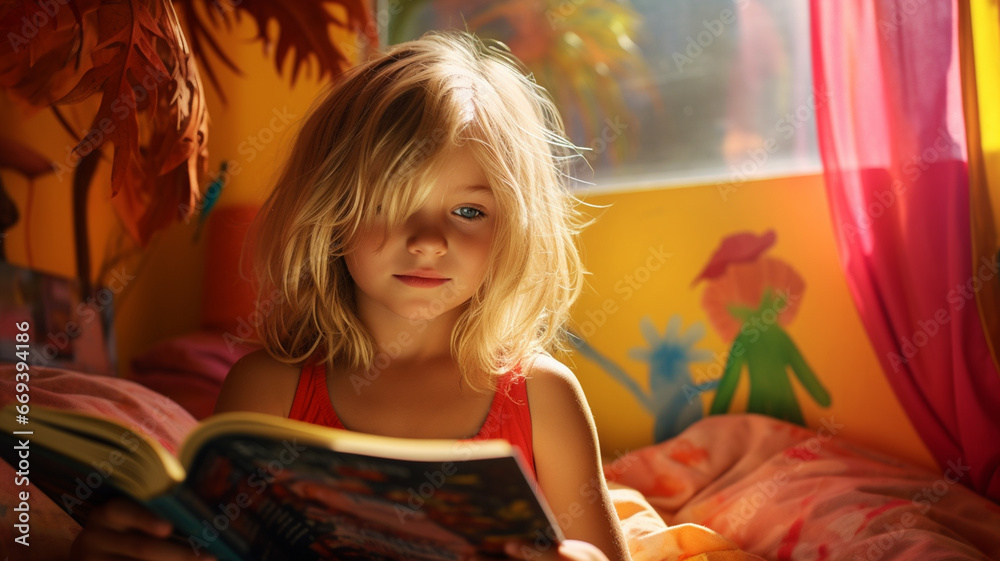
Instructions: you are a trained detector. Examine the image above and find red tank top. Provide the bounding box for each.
[287,360,535,478]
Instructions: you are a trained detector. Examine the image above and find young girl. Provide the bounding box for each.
[72,31,630,561]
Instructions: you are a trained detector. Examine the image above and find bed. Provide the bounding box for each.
[2,362,998,561]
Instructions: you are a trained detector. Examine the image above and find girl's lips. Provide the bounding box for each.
[394,275,450,288]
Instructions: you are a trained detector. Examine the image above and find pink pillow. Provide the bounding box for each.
[129,329,259,419]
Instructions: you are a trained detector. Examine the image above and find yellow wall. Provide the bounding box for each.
[562,173,937,471]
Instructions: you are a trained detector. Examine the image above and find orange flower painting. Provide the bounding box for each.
[695,230,831,425]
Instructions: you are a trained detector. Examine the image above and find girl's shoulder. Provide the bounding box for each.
[521,353,601,474]
[213,348,303,417]
[521,353,588,414]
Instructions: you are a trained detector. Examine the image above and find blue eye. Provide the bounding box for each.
[454,207,486,221]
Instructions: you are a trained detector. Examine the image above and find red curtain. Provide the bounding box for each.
[810,0,1000,500]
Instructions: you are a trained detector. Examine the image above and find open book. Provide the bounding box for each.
[0,404,563,560]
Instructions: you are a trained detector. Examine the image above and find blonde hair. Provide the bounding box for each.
[250,30,586,391]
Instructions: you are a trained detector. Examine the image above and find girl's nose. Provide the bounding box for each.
[406,224,448,256]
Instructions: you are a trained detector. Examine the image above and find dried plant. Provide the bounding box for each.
[0,0,374,290]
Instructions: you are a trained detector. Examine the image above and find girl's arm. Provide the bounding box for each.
[524,355,632,561]
[213,349,300,416]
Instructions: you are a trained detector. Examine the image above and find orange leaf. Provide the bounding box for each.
[56,0,207,246]
[0,0,91,105]
[174,0,376,92]
[1,0,372,248]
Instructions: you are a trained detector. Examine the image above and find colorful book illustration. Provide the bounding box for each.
[0,405,561,561]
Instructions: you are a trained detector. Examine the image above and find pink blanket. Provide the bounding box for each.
[606,414,1000,561]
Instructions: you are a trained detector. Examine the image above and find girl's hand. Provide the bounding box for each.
[70,497,216,561]
[503,539,612,561]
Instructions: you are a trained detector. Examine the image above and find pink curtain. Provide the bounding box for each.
[810,1,1000,500]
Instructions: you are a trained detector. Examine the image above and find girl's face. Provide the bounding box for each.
[346,146,497,324]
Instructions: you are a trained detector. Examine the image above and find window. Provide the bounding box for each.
[382,0,820,191]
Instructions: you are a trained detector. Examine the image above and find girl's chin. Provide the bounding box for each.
[395,302,471,324]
